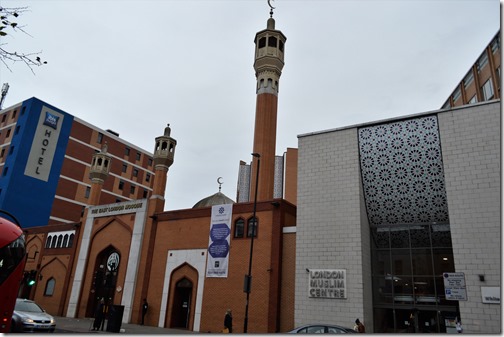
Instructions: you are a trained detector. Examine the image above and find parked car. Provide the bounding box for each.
[288,324,357,333]
[10,298,56,333]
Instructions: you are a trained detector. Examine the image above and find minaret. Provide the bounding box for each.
[250,6,286,201]
[150,124,177,211]
[88,142,112,206]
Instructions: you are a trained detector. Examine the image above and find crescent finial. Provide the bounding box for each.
[267,0,275,17]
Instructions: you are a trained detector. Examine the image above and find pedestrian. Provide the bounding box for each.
[141,298,148,325]
[354,318,365,333]
[92,298,105,331]
[456,320,463,333]
[223,309,232,333]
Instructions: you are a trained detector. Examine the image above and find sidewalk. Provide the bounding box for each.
[54,316,197,334]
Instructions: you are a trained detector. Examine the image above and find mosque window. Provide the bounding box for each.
[234,219,244,238]
[63,234,69,247]
[44,278,55,296]
[268,36,277,48]
[258,37,266,48]
[68,234,74,248]
[247,217,258,238]
[279,40,284,52]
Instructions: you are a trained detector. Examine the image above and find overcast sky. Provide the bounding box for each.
[1,0,500,211]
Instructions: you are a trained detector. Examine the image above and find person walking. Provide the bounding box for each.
[141,299,148,325]
[456,320,463,333]
[223,309,233,333]
[354,318,365,333]
[92,298,105,331]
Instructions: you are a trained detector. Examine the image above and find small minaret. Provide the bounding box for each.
[250,6,286,201]
[88,142,112,206]
[152,124,177,200]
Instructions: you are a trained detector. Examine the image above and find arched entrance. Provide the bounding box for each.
[86,247,121,317]
[170,278,193,329]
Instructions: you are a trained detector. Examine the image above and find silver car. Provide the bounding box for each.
[10,298,56,333]
[289,324,357,333]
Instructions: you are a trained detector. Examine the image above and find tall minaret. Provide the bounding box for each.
[250,5,286,201]
[150,124,177,212]
[88,142,112,206]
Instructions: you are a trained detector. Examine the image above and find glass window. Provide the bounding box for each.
[68,234,74,247]
[452,87,461,102]
[481,79,494,100]
[268,36,277,48]
[148,158,153,166]
[372,250,391,275]
[0,235,25,285]
[63,235,68,247]
[122,164,127,173]
[130,185,136,194]
[258,37,266,48]
[0,149,4,158]
[463,71,474,89]
[97,132,103,144]
[234,219,244,238]
[477,51,488,71]
[44,278,55,296]
[6,128,11,138]
[146,173,151,182]
[468,95,477,104]
[136,152,141,161]
[125,147,130,156]
[279,40,284,52]
[143,189,148,198]
[491,35,500,53]
[12,110,16,119]
[411,248,433,276]
[133,169,138,177]
[247,217,257,237]
[391,249,412,276]
[85,186,91,199]
[1,115,6,122]
[119,180,124,190]
[432,248,455,275]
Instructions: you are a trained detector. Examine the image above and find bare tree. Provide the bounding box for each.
[0,6,47,74]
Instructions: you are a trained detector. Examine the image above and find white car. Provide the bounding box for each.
[10,298,56,333]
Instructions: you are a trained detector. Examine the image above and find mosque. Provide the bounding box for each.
[16,5,501,334]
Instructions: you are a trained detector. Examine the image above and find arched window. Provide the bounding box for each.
[56,235,63,248]
[68,234,75,248]
[63,234,69,248]
[258,37,266,48]
[44,278,56,296]
[51,236,57,249]
[234,219,244,238]
[247,217,258,238]
[45,235,52,248]
[268,36,277,48]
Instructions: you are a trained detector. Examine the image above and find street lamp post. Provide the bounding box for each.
[243,152,260,333]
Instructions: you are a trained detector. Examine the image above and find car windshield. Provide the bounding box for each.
[15,301,44,313]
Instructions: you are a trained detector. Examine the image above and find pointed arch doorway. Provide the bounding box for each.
[86,247,121,317]
[170,278,193,329]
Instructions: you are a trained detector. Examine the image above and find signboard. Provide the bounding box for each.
[206,204,233,278]
[443,272,467,301]
[308,269,346,299]
[481,287,500,304]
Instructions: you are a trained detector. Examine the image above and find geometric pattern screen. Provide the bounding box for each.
[358,115,450,227]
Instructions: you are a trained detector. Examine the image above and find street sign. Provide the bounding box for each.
[443,272,467,301]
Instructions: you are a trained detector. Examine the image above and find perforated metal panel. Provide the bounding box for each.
[358,115,449,227]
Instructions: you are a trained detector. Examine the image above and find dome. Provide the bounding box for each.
[192,191,235,209]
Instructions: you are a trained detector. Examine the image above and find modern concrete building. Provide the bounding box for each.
[296,100,501,333]
[0,97,156,228]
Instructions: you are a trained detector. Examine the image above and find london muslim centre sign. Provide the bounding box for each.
[308,269,347,299]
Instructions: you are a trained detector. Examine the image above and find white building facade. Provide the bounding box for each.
[296,100,501,334]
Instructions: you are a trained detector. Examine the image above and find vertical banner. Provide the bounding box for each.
[206,204,233,278]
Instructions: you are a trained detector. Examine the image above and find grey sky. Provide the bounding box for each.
[1,0,500,211]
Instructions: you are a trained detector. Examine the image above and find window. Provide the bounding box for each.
[148,158,153,166]
[0,149,4,158]
[234,219,244,238]
[97,132,103,144]
[130,185,136,194]
[125,147,130,156]
[68,234,74,247]
[146,173,151,182]
[119,180,124,190]
[279,39,284,52]
[85,186,91,199]
[122,164,127,173]
[44,278,55,296]
[136,152,141,161]
[268,36,277,47]
[1,115,6,123]
[481,79,494,100]
[143,189,148,198]
[258,36,266,48]
[133,169,138,177]
[452,87,461,102]
[477,52,488,72]
[247,217,257,237]
[12,110,16,119]
[491,35,500,53]
[6,128,10,138]
[468,95,477,104]
[463,71,474,89]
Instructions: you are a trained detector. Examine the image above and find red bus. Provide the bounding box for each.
[0,210,26,333]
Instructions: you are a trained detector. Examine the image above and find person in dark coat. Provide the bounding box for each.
[224,309,233,333]
[354,318,365,333]
[92,298,105,331]
[141,299,148,325]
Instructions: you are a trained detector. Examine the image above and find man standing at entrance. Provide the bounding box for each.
[141,299,148,325]
[354,319,365,333]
